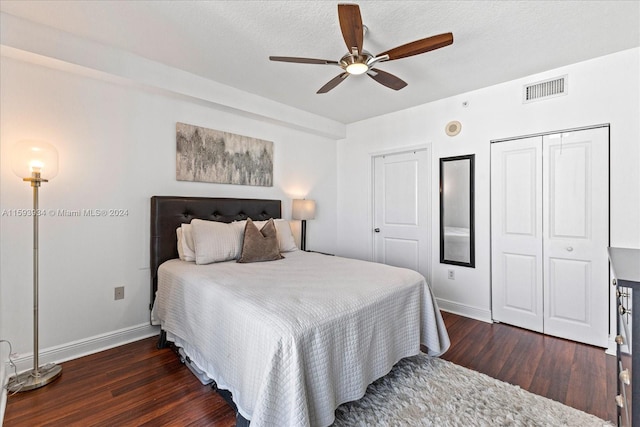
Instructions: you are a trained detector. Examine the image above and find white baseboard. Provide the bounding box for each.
[1,339,11,424]
[1,323,158,424]
[0,387,6,427]
[6,323,160,376]
[437,298,494,324]
[1,355,7,427]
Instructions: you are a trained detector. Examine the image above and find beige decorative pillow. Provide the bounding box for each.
[237,218,284,263]
[191,219,245,265]
[275,219,298,252]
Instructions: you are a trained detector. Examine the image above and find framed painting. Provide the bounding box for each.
[176,122,273,187]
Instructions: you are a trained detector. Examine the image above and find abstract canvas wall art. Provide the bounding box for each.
[176,122,273,187]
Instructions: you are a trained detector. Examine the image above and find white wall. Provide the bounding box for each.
[337,48,640,323]
[0,22,340,371]
[2,13,637,385]
[0,323,6,422]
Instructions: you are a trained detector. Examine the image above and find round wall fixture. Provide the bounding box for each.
[445,121,462,136]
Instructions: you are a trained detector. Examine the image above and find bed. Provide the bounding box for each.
[150,196,450,426]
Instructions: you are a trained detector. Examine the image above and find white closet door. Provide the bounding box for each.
[491,136,544,332]
[542,127,609,347]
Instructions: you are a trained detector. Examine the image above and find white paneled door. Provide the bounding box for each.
[373,149,431,281]
[491,136,544,333]
[491,127,609,347]
[542,129,609,346]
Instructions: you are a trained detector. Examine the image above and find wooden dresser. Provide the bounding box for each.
[609,247,640,426]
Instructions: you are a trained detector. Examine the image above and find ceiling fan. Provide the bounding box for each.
[269,3,453,94]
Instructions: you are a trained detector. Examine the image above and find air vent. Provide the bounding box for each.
[523,75,567,103]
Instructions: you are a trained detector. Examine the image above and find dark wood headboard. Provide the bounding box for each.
[149,196,282,309]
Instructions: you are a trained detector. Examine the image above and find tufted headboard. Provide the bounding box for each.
[149,196,282,309]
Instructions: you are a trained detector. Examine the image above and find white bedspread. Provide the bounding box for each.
[152,250,450,427]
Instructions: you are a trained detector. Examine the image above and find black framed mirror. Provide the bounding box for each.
[440,154,475,267]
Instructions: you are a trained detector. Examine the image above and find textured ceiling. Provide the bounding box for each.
[1,0,638,124]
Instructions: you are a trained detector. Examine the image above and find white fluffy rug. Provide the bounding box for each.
[332,353,612,426]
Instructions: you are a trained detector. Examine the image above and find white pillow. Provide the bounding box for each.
[191,219,244,265]
[275,219,298,252]
[176,225,197,262]
[235,219,298,252]
[180,223,196,262]
[235,219,267,229]
[176,227,186,260]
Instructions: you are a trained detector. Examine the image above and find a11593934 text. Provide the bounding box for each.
[1,208,129,217]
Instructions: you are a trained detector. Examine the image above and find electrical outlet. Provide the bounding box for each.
[448,270,455,280]
[114,286,125,300]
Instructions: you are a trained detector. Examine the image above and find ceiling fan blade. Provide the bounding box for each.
[377,32,453,61]
[317,72,349,94]
[367,68,408,91]
[269,56,339,65]
[338,4,364,54]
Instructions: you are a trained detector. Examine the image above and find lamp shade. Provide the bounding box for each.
[292,199,316,220]
[11,140,59,180]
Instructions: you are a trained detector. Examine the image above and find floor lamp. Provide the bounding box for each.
[8,140,62,392]
[292,199,315,251]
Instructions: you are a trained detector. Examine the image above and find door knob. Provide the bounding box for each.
[374,228,380,233]
[566,246,573,252]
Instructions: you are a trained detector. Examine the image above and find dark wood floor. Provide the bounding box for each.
[440,312,617,423]
[4,312,617,426]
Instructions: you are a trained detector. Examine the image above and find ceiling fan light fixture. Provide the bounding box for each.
[268,4,453,93]
[346,62,369,75]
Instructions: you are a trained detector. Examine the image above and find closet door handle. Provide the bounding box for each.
[566,246,573,252]
[374,228,380,233]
